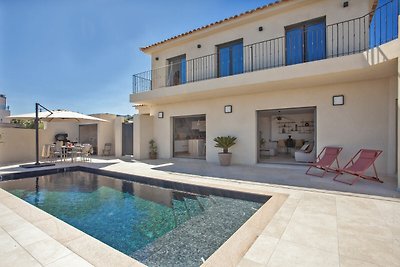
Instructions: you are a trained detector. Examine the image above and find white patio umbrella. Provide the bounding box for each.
[8,109,108,123]
[8,103,108,168]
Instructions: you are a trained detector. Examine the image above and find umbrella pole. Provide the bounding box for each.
[20,103,55,168]
[35,102,40,165]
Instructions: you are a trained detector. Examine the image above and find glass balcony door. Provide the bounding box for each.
[167,55,186,86]
[286,18,326,65]
[218,40,243,77]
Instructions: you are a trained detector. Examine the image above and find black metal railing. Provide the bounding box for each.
[133,0,399,94]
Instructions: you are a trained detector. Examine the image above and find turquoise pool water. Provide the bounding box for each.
[0,171,264,266]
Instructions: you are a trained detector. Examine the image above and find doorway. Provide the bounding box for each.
[122,123,134,156]
[79,124,98,155]
[173,115,206,159]
[257,107,316,164]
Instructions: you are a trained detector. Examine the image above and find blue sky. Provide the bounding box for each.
[0,0,273,116]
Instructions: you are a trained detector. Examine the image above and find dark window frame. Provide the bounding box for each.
[216,38,244,78]
[167,54,186,86]
[285,16,326,64]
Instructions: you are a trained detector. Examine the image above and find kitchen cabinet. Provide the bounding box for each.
[174,140,188,152]
[188,139,205,157]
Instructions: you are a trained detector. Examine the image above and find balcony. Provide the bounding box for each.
[132,0,399,95]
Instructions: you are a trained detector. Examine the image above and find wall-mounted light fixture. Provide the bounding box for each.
[197,44,201,48]
[224,105,232,113]
[258,26,263,32]
[155,57,159,61]
[158,111,164,118]
[343,1,349,8]
[332,95,344,106]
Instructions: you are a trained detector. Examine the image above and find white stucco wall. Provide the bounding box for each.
[145,76,396,176]
[91,114,119,156]
[147,0,371,75]
[0,115,123,163]
[0,122,79,164]
[133,114,154,160]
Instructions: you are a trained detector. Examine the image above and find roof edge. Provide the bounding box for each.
[140,0,293,53]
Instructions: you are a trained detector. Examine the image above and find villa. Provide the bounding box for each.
[0,1,399,266]
[130,0,400,189]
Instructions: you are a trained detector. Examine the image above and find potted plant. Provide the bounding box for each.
[259,133,266,149]
[149,139,157,159]
[214,136,237,166]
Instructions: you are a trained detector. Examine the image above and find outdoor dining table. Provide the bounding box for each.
[61,145,83,162]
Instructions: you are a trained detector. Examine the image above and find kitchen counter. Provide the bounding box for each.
[188,139,205,157]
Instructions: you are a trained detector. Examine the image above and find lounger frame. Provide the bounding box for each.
[306,147,343,177]
[333,149,383,185]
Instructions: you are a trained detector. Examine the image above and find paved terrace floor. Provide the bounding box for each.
[0,158,399,266]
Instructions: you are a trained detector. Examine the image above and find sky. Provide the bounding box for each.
[0,0,274,116]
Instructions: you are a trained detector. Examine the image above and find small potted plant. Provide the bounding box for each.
[214,136,237,166]
[259,134,266,149]
[149,139,157,159]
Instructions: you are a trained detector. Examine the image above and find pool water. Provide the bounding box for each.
[0,171,265,266]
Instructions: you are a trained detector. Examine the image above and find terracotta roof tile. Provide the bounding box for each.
[140,0,293,52]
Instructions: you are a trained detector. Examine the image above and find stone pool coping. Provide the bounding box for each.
[0,166,287,267]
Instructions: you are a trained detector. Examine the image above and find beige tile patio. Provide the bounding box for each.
[34,217,85,244]
[0,202,12,216]
[336,196,382,219]
[12,201,51,223]
[339,256,381,267]
[8,222,50,246]
[0,229,20,254]
[24,237,73,266]
[271,197,299,221]
[46,253,93,267]
[237,258,265,267]
[295,192,337,216]
[241,235,279,265]
[0,211,31,232]
[266,240,339,267]
[337,214,392,241]
[0,194,28,209]
[262,216,290,239]
[338,230,399,267]
[280,213,338,253]
[0,188,12,199]
[0,245,41,267]
[290,207,337,230]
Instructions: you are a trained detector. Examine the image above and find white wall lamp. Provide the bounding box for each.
[158,112,164,118]
[224,105,233,113]
[332,95,344,106]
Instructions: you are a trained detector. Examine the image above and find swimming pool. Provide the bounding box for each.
[0,169,269,266]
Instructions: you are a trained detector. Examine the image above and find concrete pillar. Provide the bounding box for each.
[397,16,400,190]
[397,57,400,190]
[133,114,154,160]
[114,116,124,157]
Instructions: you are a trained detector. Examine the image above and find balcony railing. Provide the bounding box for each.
[133,0,399,94]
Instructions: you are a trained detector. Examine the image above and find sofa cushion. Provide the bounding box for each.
[300,144,309,151]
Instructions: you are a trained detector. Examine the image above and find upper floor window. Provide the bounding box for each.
[285,17,326,65]
[217,39,243,77]
[167,55,186,86]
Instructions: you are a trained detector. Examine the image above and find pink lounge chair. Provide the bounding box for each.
[333,149,383,185]
[306,147,343,177]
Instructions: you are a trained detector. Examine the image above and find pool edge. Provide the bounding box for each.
[0,167,287,266]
